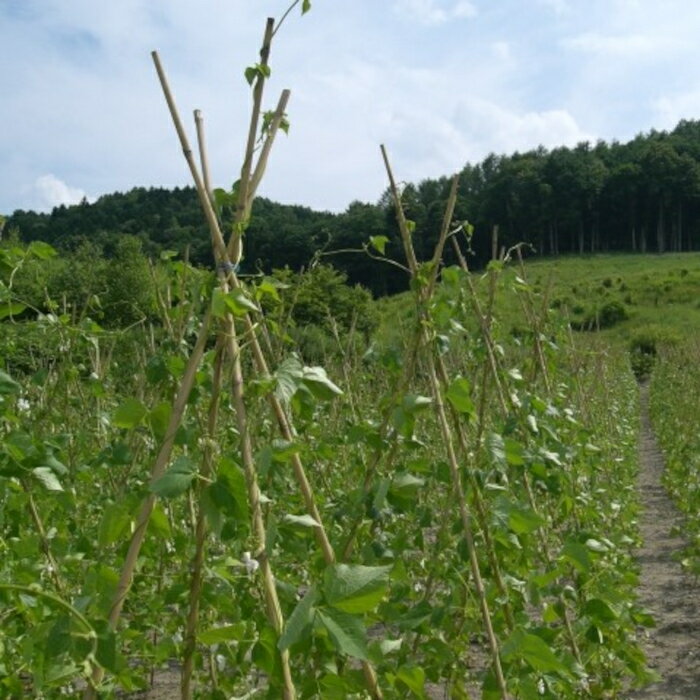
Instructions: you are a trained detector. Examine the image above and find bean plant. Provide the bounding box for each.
[649,340,700,575]
[0,4,657,699]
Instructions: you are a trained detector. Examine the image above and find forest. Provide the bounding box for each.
[5,118,700,297]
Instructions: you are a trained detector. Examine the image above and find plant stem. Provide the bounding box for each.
[84,309,212,697]
[381,144,510,699]
[181,340,225,700]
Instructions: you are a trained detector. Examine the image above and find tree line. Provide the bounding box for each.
[5,119,700,296]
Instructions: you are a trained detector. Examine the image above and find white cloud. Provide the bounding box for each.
[653,91,700,130]
[454,99,592,158]
[5,1,700,216]
[561,32,682,56]
[392,0,477,26]
[34,175,90,211]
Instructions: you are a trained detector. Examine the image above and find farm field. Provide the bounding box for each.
[3,3,700,697]
[2,240,700,698]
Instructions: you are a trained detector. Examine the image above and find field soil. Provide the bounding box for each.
[629,383,700,699]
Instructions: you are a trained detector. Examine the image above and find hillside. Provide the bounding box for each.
[6,119,700,298]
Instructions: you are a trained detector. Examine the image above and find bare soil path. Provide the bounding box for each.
[629,382,700,699]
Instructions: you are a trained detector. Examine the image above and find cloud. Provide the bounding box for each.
[653,91,700,131]
[454,99,592,158]
[33,175,91,211]
[561,32,681,56]
[392,0,477,26]
[5,1,700,217]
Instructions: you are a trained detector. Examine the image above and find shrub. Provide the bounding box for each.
[101,236,156,327]
[570,300,628,332]
[271,264,377,337]
[597,300,628,328]
[629,325,681,379]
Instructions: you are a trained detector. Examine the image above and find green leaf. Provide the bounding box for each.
[396,665,426,697]
[502,628,569,675]
[95,628,117,672]
[302,0,312,13]
[323,564,391,614]
[278,586,318,651]
[401,394,432,413]
[253,626,282,679]
[150,456,196,498]
[98,502,132,547]
[283,513,320,528]
[446,377,475,416]
[113,398,147,429]
[317,608,367,659]
[244,66,257,86]
[583,598,618,623]
[244,63,271,86]
[487,432,506,462]
[369,235,389,254]
[27,241,57,260]
[148,503,171,538]
[148,402,172,442]
[209,457,249,525]
[213,187,235,211]
[212,287,253,318]
[225,288,258,315]
[0,369,21,395]
[198,623,246,645]
[561,541,592,573]
[507,505,543,535]
[274,355,303,403]
[585,538,609,553]
[389,473,424,507]
[301,366,343,400]
[504,438,525,466]
[45,663,81,684]
[379,638,403,655]
[0,302,26,320]
[32,467,63,491]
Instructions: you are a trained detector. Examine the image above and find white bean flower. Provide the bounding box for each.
[242,551,259,574]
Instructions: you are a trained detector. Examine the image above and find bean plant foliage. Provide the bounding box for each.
[0,4,658,699]
[649,342,700,576]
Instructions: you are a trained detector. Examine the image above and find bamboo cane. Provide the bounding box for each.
[380,144,510,699]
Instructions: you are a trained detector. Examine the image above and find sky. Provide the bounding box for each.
[3,0,700,215]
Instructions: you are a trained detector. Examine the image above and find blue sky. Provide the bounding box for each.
[2,0,700,214]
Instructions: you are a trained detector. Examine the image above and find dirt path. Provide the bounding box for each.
[629,382,700,699]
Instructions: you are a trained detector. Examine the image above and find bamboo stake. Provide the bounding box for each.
[247,90,291,206]
[84,307,213,697]
[181,339,225,700]
[194,109,215,204]
[230,18,275,263]
[151,52,228,263]
[380,144,510,699]
[154,35,384,699]
[153,50,296,699]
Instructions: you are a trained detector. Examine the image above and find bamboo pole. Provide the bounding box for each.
[152,49,297,699]
[181,339,225,699]
[84,307,213,697]
[380,144,510,699]
[153,45,385,697]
